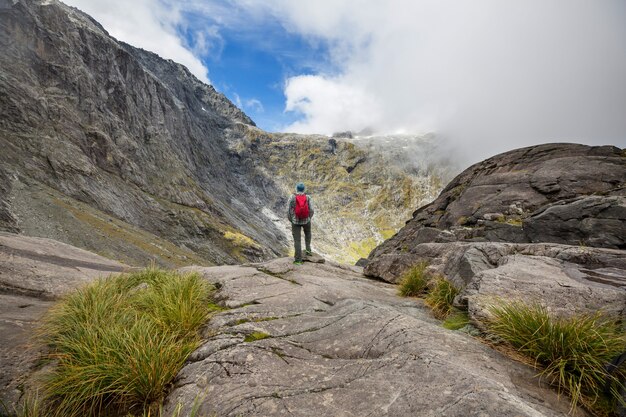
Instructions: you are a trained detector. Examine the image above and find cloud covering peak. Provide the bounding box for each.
[262,0,626,159]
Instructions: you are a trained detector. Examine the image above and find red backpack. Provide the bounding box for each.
[294,194,310,220]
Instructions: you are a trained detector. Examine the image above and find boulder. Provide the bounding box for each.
[524,195,626,249]
[368,143,626,262]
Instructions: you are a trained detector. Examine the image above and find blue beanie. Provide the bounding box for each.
[296,182,305,192]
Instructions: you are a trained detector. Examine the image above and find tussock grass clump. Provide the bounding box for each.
[398,262,430,297]
[487,302,626,413]
[40,268,218,417]
[424,276,459,319]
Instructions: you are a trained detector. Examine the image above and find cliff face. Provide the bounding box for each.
[0,0,446,266]
[0,0,283,266]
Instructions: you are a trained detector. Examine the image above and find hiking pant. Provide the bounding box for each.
[292,222,311,262]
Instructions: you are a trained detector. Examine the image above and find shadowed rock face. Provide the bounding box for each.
[163,258,579,417]
[0,0,286,266]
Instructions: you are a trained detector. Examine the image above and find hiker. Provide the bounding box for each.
[288,182,314,265]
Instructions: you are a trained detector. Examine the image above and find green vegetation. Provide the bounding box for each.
[345,238,378,261]
[223,231,259,249]
[50,197,209,267]
[398,262,431,297]
[244,332,271,342]
[442,310,470,330]
[505,217,523,227]
[37,269,219,417]
[487,302,626,414]
[494,215,523,227]
[398,264,463,322]
[129,398,204,417]
[425,276,460,319]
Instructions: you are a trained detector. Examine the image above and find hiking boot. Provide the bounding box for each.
[293,261,303,265]
[304,250,313,256]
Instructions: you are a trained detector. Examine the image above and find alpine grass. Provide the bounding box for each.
[487,301,626,414]
[39,268,219,417]
[442,309,470,330]
[398,261,430,297]
[424,276,459,319]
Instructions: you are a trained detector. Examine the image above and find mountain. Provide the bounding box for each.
[0,0,449,266]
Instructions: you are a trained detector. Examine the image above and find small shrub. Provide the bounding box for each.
[424,276,459,319]
[487,301,626,413]
[398,262,430,297]
[40,269,218,417]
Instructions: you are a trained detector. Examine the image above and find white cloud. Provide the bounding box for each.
[57,0,626,162]
[232,92,243,108]
[244,98,264,113]
[284,75,381,134]
[260,0,626,161]
[232,93,264,113]
[63,0,211,83]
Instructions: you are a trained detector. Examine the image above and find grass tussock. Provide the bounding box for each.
[424,276,460,319]
[487,302,626,414]
[397,263,462,321]
[398,262,430,297]
[39,268,219,417]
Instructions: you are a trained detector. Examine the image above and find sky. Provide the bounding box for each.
[64,0,626,162]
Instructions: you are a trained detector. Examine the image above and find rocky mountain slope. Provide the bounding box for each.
[0,0,447,267]
[365,143,626,328]
[225,125,448,263]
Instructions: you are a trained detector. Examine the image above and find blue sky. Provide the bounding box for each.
[177,15,333,131]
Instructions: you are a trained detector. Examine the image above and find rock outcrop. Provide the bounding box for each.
[368,144,625,252]
[156,258,580,417]
[1,234,587,416]
[0,232,128,407]
[365,144,626,326]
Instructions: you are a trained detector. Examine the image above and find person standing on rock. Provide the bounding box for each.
[288,182,314,265]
